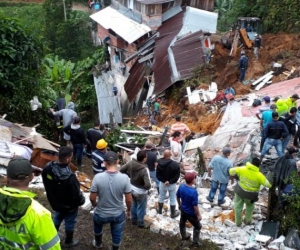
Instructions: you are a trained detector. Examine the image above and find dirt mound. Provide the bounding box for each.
[135,32,300,134]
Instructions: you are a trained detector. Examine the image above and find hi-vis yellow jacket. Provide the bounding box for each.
[229,162,271,192]
[0,186,61,250]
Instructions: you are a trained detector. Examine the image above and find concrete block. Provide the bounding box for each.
[224,219,236,227]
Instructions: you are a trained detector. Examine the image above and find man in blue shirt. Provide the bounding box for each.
[258,104,277,152]
[177,172,202,247]
[206,147,233,205]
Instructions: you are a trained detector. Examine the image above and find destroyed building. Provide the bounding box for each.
[90,0,217,124]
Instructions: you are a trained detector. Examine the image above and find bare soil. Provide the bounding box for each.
[134,32,300,135]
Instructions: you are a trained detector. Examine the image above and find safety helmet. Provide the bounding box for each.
[255,34,258,37]
[96,139,108,149]
[241,50,245,55]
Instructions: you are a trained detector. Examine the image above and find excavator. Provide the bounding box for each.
[221,17,261,56]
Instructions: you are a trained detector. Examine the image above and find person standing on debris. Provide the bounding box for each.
[120,150,151,228]
[274,97,289,115]
[261,111,289,160]
[177,172,202,247]
[253,34,262,59]
[154,99,161,117]
[255,96,271,119]
[86,120,104,157]
[258,104,277,152]
[92,139,108,175]
[156,150,180,218]
[90,151,132,250]
[293,106,300,147]
[229,157,271,226]
[279,107,297,152]
[285,94,300,110]
[0,157,61,250]
[144,141,160,194]
[170,115,191,143]
[170,131,183,163]
[63,116,87,168]
[273,147,299,207]
[50,102,77,147]
[238,50,248,82]
[42,146,85,248]
[206,147,233,206]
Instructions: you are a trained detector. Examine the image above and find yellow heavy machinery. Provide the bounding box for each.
[221,17,261,56]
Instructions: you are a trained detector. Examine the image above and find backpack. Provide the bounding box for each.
[242,56,249,68]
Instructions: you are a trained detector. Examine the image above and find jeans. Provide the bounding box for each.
[131,190,148,227]
[261,138,283,158]
[260,128,267,152]
[53,208,78,231]
[207,180,228,204]
[72,143,84,165]
[282,134,291,153]
[240,67,247,81]
[150,170,159,189]
[158,182,176,205]
[93,211,126,246]
[234,194,255,226]
[254,47,259,59]
[179,210,201,231]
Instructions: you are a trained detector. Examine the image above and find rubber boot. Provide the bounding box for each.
[191,229,202,247]
[111,245,119,250]
[170,205,180,218]
[92,234,102,248]
[179,224,191,240]
[156,202,163,214]
[65,231,79,248]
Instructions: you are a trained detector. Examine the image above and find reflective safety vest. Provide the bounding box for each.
[0,187,61,250]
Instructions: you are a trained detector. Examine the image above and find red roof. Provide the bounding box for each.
[172,30,206,80]
[152,11,184,95]
[124,60,149,102]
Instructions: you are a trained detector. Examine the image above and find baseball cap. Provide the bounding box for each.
[287,147,299,154]
[222,147,232,154]
[103,151,118,161]
[184,172,197,183]
[291,94,300,100]
[270,104,277,110]
[7,157,32,180]
[263,96,270,102]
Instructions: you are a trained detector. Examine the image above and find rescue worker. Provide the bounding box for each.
[229,158,271,226]
[0,157,60,249]
[92,139,108,175]
[238,51,249,82]
[253,34,262,59]
[285,94,299,110]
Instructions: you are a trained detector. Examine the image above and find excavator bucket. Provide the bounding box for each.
[239,29,254,49]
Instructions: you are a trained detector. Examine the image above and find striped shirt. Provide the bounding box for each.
[170,122,190,141]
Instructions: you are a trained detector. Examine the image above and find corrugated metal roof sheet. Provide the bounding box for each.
[153,11,184,95]
[90,7,151,44]
[179,7,218,36]
[162,5,182,22]
[171,31,206,80]
[124,61,150,102]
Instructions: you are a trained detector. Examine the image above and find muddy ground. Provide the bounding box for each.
[134,33,300,135]
[0,157,219,250]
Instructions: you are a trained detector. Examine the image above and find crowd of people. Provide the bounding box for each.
[2,94,300,249]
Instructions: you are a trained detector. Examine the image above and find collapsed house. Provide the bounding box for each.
[89,0,217,123]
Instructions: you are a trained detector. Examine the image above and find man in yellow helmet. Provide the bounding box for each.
[92,139,108,175]
[229,158,271,227]
[0,157,61,249]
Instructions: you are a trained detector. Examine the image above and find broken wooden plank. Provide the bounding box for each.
[252,71,274,86]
